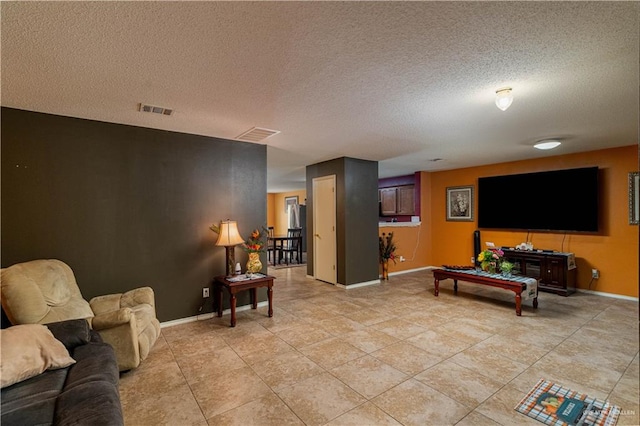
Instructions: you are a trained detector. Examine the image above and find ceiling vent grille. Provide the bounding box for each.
[138,103,173,116]
[236,127,280,142]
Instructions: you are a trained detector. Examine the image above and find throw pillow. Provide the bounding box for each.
[0,324,76,388]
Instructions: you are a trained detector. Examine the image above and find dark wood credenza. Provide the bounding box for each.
[501,249,576,296]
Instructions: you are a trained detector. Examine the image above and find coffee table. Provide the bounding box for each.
[432,268,538,316]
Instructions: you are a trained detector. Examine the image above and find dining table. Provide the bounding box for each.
[268,235,303,265]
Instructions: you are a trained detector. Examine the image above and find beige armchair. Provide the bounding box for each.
[0,259,160,371]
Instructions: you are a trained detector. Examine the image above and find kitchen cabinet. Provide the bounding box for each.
[379,185,414,216]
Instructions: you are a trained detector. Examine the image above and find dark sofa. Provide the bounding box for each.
[1,319,124,426]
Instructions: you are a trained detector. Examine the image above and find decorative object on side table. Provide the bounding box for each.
[477,248,504,273]
[212,220,245,277]
[243,227,268,273]
[379,232,397,280]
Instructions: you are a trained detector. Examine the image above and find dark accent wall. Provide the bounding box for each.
[306,157,379,286]
[1,108,267,322]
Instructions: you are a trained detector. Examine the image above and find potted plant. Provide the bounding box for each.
[379,232,397,280]
[500,260,514,277]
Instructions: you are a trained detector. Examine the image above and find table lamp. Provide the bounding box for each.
[215,220,244,277]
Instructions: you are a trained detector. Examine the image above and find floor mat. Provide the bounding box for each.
[514,379,620,426]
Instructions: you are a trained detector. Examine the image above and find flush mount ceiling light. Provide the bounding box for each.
[534,140,562,150]
[495,88,513,111]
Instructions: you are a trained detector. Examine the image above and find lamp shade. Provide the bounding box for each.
[495,88,513,111]
[215,220,244,246]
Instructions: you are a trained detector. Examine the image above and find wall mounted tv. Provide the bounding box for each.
[478,167,599,232]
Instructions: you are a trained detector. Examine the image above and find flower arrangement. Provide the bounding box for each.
[243,228,268,253]
[379,232,397,264]
[477,248,504,273]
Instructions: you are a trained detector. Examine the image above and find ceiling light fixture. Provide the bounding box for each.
[495,88,513,111]
[534,140,562,150]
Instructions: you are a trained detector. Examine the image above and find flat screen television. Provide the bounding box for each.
[478,167,599,232]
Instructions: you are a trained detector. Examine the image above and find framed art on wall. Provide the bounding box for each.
[630,172,639,225]
[446,186,473,221]
[284,195,299,213]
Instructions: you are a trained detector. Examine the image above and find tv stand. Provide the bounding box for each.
[502,249,576,296]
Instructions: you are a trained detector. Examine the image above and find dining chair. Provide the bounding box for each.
[267,226,275,264]
[282,228,302,264]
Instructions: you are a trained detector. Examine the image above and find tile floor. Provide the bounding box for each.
[120,266,639,425]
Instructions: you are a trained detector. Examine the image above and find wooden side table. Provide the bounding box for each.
[213,274,274,327]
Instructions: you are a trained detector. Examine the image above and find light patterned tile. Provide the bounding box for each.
[325,402,402,426]
[469,334,548,365]
[449,343,529,384]
[276,372,366,426]
[330,355,408,399]
[317,316,366,335]
[176,346,246,385]
[436,317,496,344]
[239,338,299,366]
[122,380,207,426]
[414,360,504,407]
[530,351,622,393]
[250,351,324,391]
[371,342,442,375]
[342,308,390,326]
[167,331,227,359]
[339,328,399,353]
[275,324,333,349]
[405,329,471,358]
[120,266,640,426]
[206,392,304,425]
[190,366,272,419]
[509,366,610,401]
[226,332,288,358]
[455,410,501,426]
[370,318,427,339]
[372,378,470,426]
[475,384,545,426]
[300,337,367,370]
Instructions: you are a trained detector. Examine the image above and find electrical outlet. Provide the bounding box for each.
[591,269,599,279]
[399,256,405,262]
[471,256,476,264]
[202,287,210,298]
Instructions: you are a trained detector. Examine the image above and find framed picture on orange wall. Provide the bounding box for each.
[285,195,299,213]
[446,186,473,221]
[630,172,639,225]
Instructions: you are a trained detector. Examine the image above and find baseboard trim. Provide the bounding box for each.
[160,301,269,328]
[388,266,436,277]
[336,279,381,289]
[576,288,638,301]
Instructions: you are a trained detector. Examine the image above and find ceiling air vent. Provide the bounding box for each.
[138,103,173,116]
[236,127,280,142]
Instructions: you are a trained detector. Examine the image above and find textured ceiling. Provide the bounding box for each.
[2,2,638,192]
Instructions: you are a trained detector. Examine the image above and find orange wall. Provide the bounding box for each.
[267,190,307,235]
[266,193,276,228]
[380,145,638,297]
[428,145,638,297]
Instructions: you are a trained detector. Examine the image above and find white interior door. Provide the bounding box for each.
[313,175,337,284]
